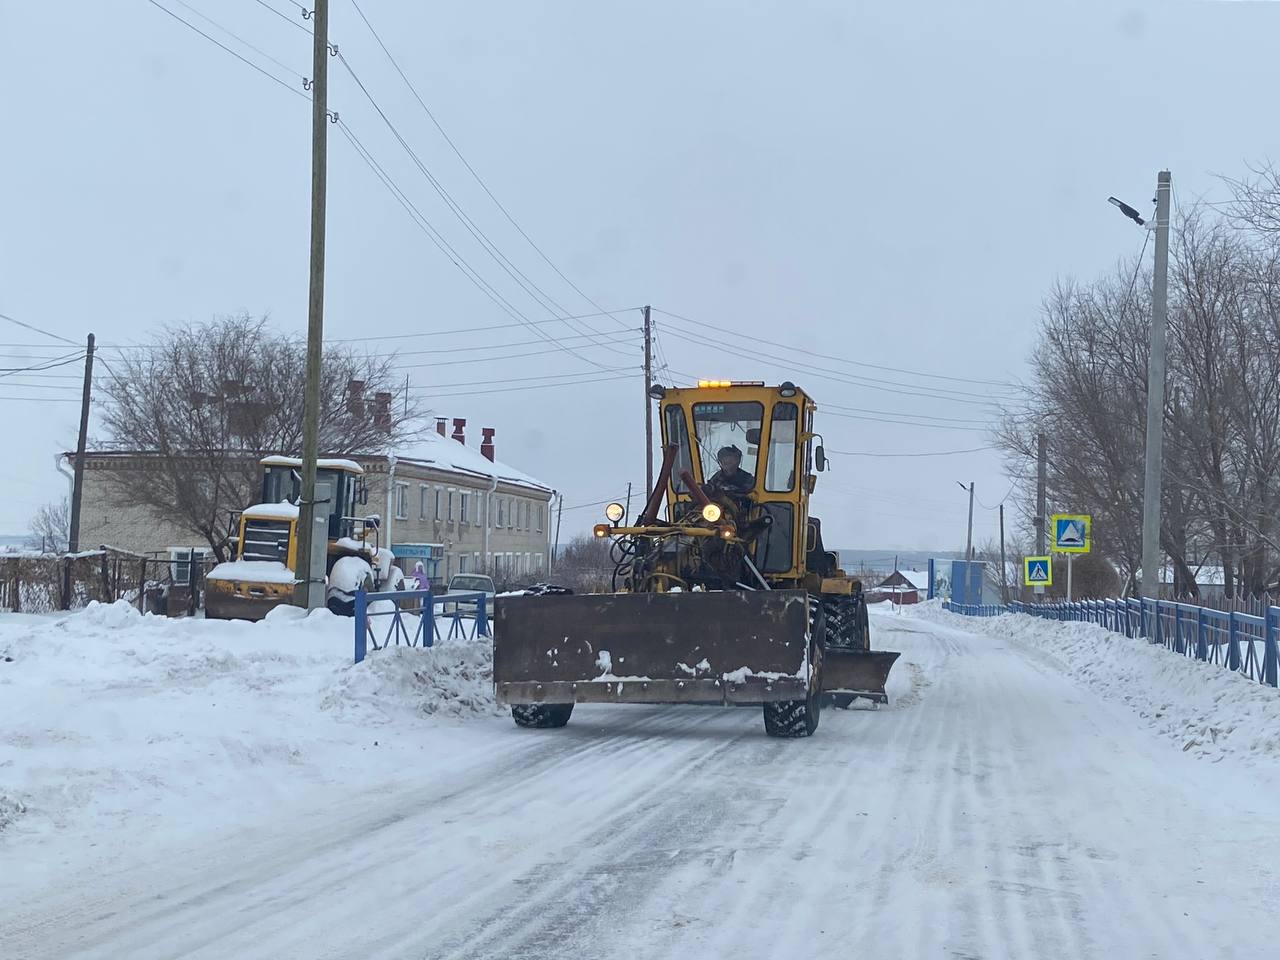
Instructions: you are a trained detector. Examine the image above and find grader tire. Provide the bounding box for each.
[511,703,574,729]
[764,598,824,738]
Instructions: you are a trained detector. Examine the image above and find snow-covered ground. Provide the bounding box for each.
[5,600,1280,958]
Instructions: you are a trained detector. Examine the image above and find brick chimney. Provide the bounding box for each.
[481,427,495,461]
[346,380,365,418]
[435,417,447,437]
[451,417,466,444]
[374,391,392,432]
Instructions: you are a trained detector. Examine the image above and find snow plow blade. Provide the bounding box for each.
[494,590,813,705]
[821,647,901,706]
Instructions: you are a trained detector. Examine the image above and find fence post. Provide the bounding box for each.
[1196,607,1207,661]
[476,592,490,637]
[1228,612,1241,672]
[60,555,72,611]
[10,560,19,613]
[137,560,147,613]
[99,552,110,601]
[1265,608,1279,688]
[424,588,435,648]
[354,587,368,664]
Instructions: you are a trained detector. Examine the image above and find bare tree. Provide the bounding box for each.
[97,315,424,560]
[26,497,69,553]
[999,183,1280,599]
[553,535,614,593]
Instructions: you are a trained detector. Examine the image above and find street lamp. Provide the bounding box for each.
[1110,176,1171,598]
[956,481,974,561]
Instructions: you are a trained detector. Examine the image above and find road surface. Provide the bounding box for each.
[7,608,1280,959]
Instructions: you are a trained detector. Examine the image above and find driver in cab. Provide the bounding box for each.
[706,445,755,495]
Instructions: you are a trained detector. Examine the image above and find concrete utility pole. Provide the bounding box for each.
[551,493,564,573]
[643,305,653,494]
[1140,171,1172,599]
[962,481,975,560]
[999,502,1008,605]
[295,0,329,609]
[67,333,95,553]
[1034,433,1047,556]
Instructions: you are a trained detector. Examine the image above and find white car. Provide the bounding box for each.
[443,574,495,616]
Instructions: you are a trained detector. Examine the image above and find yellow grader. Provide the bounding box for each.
[494,380,900,738]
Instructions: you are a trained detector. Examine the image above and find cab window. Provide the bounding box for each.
[764,402,798,492]
[691,401,763,489]
[665,405,695,494]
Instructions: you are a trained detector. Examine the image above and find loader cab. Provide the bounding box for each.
[258,455,367,540]
[660,382,816,581]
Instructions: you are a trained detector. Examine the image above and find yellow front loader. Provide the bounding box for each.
[494,381,899,738]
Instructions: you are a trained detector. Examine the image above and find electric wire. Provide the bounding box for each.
[334,52,628,360]
[653,307,1021,390]
[144,0,309,100]
[346,0,626,335]
[0,313,78,347]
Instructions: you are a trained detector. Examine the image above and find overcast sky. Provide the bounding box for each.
[3,0,1279,552]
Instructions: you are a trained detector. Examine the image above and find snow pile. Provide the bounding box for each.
[915,601,1280,764]
[0,600,500,862]
[322,643,500,723]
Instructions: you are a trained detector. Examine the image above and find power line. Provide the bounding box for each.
[144,0,309,100]
[167,0,305,79]
[335,119,618,371]
[0,313,78,346]
[415,372,632,399]
[826,445,996,458]
[334,53,627,361]
[408,368,633,392]
[327,309,640,344]
[250,0,309,33]
[0,352,86,378]
[659,327,1016,408]
[383,329,639,358]
[346,0,625,335]
[653,308,1022,391]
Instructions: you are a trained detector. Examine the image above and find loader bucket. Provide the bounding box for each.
[494,590,814,705]
[821,647,901,706]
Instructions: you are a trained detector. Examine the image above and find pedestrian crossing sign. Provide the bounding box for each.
[1024,556,1052,586]
[1051,514,1091,554]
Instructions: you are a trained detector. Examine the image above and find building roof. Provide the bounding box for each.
[393,430,552,493]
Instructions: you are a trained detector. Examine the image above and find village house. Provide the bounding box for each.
[72,417,555,588]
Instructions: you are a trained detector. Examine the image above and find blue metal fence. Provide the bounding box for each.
[943,597,1280,688]
[353,588,490,664]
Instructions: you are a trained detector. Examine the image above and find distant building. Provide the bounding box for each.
[871,568,929,604]
[72,417,555,587]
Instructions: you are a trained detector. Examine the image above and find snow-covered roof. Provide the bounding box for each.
[393,430,551,493]
[260,455,364,474]
[900,569,929,590]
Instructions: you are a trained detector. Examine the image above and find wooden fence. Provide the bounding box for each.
[0,548,217,616]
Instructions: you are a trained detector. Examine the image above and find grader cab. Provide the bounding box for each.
[494,381,900,738]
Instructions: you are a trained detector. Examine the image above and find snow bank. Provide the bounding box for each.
[0,600,500,867]
[914,601,1280,764]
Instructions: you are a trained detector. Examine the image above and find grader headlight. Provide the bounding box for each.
[604,502,625,524]
[701,503,723,523]
[593,523,611,538]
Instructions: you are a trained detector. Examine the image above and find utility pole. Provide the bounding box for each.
[1140,171,1172,600]
[551,493,564,573]
[295,0,329,609]
[1034,433,1047,556]
[999,502,1008,605]
[964,481,975,560]
[67,333,95,553]
[643,304,653,494]
[625,481,633,524]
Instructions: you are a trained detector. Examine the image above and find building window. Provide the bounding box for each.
[434,488,442,521]
[497,498,506,527]
[459,553,470,574]
[509,498,516,529]
[168,547,209,585]
[394,482,409,520]
[447,488,456,522]
[536,503,544,533]
[419,484,429,521]
[459,491,469,524]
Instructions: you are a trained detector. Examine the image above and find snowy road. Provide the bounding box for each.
[7,607,1280,958]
